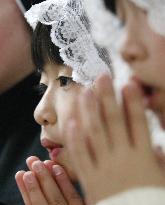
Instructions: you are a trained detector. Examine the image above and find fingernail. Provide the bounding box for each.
[53,165,63,176]
[83,88,93,98]
[26,156,39,164]
[24,172,35,184]
[32,161,43,173]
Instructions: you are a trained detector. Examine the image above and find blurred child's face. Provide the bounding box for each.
[0,0,33,92]
[117,0,165,127]
[34,63,81,180]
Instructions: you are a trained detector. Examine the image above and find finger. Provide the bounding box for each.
[23,171,48,205]
[26,156,40,170]
[79,88,110,160]
[32,160,67,205]
[28,158,68,204]
[44,160,55,173]
[122,82,151,149]
[52,165,84,205]
[15,171,32,205]
[65,119,94,184]
[27,157,55,175]
[95,74,129,148]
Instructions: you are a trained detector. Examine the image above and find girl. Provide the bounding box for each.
[62,0,165,205]
[15,0,111,204]
[16,0,165,205]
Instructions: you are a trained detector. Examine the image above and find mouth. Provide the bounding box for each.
[41,138,64,161]
[141,84,155,98]
[131,76,158,108]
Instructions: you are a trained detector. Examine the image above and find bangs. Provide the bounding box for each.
[32,22,63,72]
[104,0,116,14]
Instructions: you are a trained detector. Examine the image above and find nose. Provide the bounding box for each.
[34,91,57,126]
[120,30,147,65]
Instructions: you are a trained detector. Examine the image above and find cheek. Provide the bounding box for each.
[152,37,165,63]
[139,33,165,88]
[56,93,75,131]
[150,39,165,84]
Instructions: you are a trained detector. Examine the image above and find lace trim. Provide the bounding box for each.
[25,0,112,86]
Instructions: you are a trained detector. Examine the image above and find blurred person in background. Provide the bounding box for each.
[0,0,48,205]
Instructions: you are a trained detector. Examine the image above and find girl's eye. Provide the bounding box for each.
[35,83,47,96]
[118,19,125,28]
[56,76,73,87]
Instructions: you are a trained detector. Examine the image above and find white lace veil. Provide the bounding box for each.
[25,0,112,86]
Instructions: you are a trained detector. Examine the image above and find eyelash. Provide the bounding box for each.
[35,76,73,96]
[56,76,73,87]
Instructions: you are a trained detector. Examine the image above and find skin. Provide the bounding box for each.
[63,1,165,204]
[16,0,165,204]
[117,0,165,127]
[0,0,34,93]
[15,63,84,205]
[64,74,165,205]
[15,157,84,205]
[34,63,82,180]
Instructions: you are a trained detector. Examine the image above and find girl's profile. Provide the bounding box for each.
[15,1,165,205]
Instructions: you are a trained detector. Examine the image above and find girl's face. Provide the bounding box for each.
[117,0,165,127]
[34,63,81,180]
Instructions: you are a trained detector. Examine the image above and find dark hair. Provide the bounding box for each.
[31,22,63,72]
[104,0,116,14]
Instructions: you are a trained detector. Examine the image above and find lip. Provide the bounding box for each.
[41,138,63,161]
[130,76,160,109]
[48,147,63,161]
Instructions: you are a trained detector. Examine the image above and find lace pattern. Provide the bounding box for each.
[25,0,112,86]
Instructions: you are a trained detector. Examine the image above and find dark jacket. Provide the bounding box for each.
[0,73,48,205]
